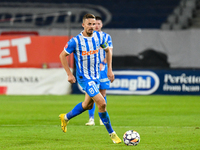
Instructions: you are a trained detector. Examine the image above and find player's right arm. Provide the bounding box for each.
[59,39,76,84]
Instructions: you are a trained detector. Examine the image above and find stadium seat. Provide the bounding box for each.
[173,6,182,15]
[172,23,183,30]
[185,0,196,10]
[178,15,189,28]
[182,8,193,18]
[161,23,171,30]
[167,14,177,24]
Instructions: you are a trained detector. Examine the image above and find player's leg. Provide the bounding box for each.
[84,79,121,143]
[100,89,107,103]
[85,89,108,126]
[89,103,96,119]
[59,93,93,132]
[85,80,98,126]
[99,65,110,106]
[85,80,108,126]
[85,103,96,125]
[99,70,110,125]
[92,93,121,143]
[99,64,110,104]
[99,89,107,125]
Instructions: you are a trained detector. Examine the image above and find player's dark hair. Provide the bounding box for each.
[95,16,102,21]
[83,14,95,22]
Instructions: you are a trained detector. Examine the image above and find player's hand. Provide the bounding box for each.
[100,63,104,71]
[107,70,115,83]
[68,74,76,84]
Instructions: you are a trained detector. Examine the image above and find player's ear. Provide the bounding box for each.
[101,20,103,28]
[82,23,84,28]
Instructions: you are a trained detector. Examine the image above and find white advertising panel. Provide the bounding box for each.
[107,71,160,95]
[0,68,71,95]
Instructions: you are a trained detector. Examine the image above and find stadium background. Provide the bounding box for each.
[0,0,200,95]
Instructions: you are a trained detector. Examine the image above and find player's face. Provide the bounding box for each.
[95,20,103,32]
[82,18,96,37]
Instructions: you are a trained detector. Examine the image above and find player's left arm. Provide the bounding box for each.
[100,33,114,82]
[104,46,114,83]
[103,34,113,64]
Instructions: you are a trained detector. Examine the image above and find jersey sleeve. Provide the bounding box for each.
[107,34,113,48]
[100,35,109,49]
[64,38,76,54]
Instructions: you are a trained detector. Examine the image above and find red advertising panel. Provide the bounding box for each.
[0,36,73,68]
[0,86,7,95]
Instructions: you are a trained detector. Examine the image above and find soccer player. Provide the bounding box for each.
[85,16,113,126]
[59,14,121,144]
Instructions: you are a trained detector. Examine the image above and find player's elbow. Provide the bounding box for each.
[59,50,67,59]
[59,52,62,58]
[104,47,110,53]
[59,53,63,60]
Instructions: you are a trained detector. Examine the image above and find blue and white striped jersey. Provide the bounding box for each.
[64,31,108,80]
[99,31,113,63]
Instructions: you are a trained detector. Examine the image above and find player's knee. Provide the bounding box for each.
[99,102,106,110]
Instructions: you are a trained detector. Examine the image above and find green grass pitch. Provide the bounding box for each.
[0,95,199,150]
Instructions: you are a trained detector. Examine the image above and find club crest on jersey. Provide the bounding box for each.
[82,49,99,56]
[96,41,100,48]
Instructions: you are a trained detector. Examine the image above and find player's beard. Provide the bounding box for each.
[86,29,93,36]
